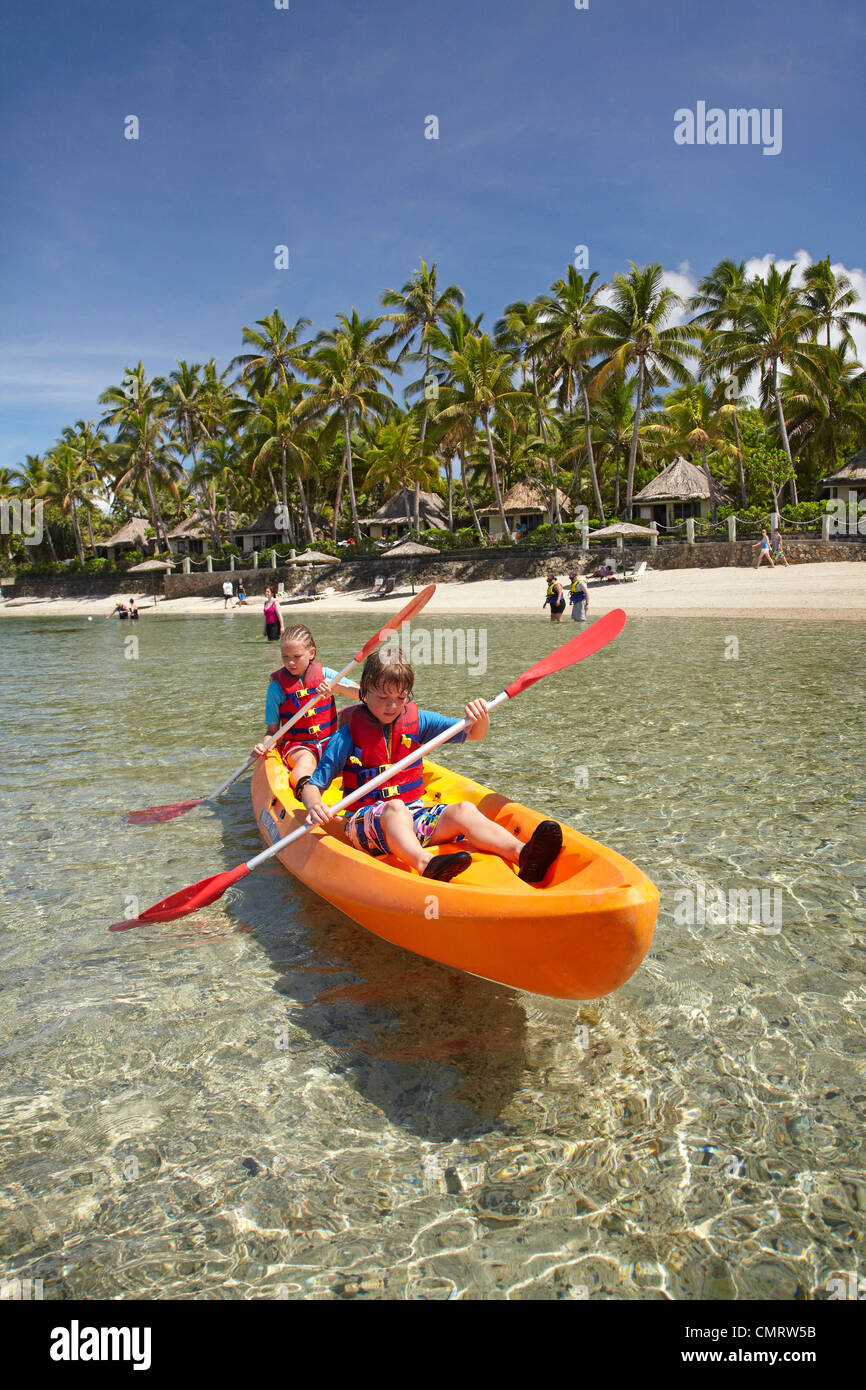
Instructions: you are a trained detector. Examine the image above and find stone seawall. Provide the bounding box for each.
[5,537,863,602]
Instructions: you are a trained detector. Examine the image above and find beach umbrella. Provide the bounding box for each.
[287,549,340,564]
[588,523,657,538]
[127,557,176,605]
[383,539,439,594]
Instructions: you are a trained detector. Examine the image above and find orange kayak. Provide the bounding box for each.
[251,748,659,1000]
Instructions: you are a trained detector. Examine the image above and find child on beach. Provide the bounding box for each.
[772,529,790,566]
[298,649,563,885]
[253,624,359,793]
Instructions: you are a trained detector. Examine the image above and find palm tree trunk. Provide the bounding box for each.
[331,452,346,541]
[732,408,747,507]
[45,519,58,563]
[625,356,645,520]
[483,413,511,541]
[70,499,85,563]
[701,445,717,523]
[446,457,454,531]
[344,408,361,542]
[298,475,315,544]
[145,466,170,553]
[85,505,96,554]
[578,365,605,524]
[460,447,486,546]
[773,361,798,505]
[415,344,431,531]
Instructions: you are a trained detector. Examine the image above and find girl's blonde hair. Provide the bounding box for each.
[280,624,316,652]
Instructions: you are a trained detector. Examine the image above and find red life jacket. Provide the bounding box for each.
[340,702,424,808]
[271,661,337,749]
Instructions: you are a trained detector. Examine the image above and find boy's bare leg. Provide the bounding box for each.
[377,801,434,872]
[426,802,523,862]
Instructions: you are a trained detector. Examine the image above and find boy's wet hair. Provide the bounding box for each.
[360,648,415,699]
[281,624,315,651]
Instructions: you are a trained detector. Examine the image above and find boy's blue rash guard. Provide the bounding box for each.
[265,667,359,726]
[309,710,468,792]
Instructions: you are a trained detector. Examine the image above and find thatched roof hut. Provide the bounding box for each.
[95,516,155,558]
[359,489,448,535]
[820,447,866,508]
[634,456,731,527]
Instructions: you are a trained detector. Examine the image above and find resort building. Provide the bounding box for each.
[358,488,448,539]
[237,504,286,554]
[819,447,866,511]
[478,482,571,540]
[164,510,214,556]
[94,516,155,564]
[633,456,731,530]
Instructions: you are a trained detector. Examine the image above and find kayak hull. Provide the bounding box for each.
[251,750,659,1000]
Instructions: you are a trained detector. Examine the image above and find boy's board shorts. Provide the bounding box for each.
[343,799,462,858]
[282,738,326,765]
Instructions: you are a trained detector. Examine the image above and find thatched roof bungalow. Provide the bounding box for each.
[478,482,571,539]
[633,456,731,529]
[358,489,448,539]
[95,516,155,562]
[819,447,866,510]
[165,510,214,556]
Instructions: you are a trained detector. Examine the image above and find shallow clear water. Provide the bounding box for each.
[0,608,864,1300]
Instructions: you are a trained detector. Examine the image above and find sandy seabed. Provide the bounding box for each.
[2,562,866,622]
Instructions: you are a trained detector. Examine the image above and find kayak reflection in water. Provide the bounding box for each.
[298,648,563,885]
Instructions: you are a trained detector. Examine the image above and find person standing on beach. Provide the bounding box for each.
[128,598,139,621]
[755,528,775,568]
[569,573,589,621]
[263,586,284,642]
[543,575,566,623]
[772,529,790,566]
[236,579,247,606]
[223,579,234,609]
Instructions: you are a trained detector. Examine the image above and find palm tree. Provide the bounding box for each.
[59,420,111,553]
[596,263,694,518]
[801,257,866,351]
[642,383,737,520]
[688,259,750,505]
[304,312,396,541]
[99,365,180,552]
[248,386,319,545]
[433,334,528,540]
[361,412,439,525]
[381,261,463,529]
[780,343,866,483]
[10,453,60,560]
[534,268,608,523]
[230,310,312,395]
[709,264,820,504]
[157,360,223,546]
[44,445,97,563]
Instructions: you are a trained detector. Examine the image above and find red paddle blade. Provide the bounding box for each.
[354,583,436,661]
[127,799,205,825]
[505,608,626,698]
[108,863,251,931]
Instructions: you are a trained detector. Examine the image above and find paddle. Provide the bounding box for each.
[110,609,626,931]
[126,584,438,824]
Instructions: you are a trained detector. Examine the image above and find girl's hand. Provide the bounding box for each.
[315,680,332,695]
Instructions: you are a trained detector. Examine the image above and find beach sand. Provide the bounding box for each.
[2,561,866,621]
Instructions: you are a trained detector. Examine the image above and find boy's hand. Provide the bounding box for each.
[305,800,334,827]
[464,698,490,740]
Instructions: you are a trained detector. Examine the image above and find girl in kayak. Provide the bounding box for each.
[253,624,359,794]
[298,649,563,885]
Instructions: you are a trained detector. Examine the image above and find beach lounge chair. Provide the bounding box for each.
[380,576,396,598]
[367,575,385,597]
[276,583,289,600]
[625,560,648,583]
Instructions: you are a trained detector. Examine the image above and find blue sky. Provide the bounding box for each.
[2,0,865,470]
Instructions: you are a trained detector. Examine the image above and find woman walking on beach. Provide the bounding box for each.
[772,529,790,566]
[755,528,775,569]
[263,586,284,642]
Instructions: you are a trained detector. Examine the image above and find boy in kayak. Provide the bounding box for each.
[253,623,359,793]
[297,648,563,884]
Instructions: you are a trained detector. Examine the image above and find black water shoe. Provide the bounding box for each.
[517,820,562,883]
[422,852,472,882]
